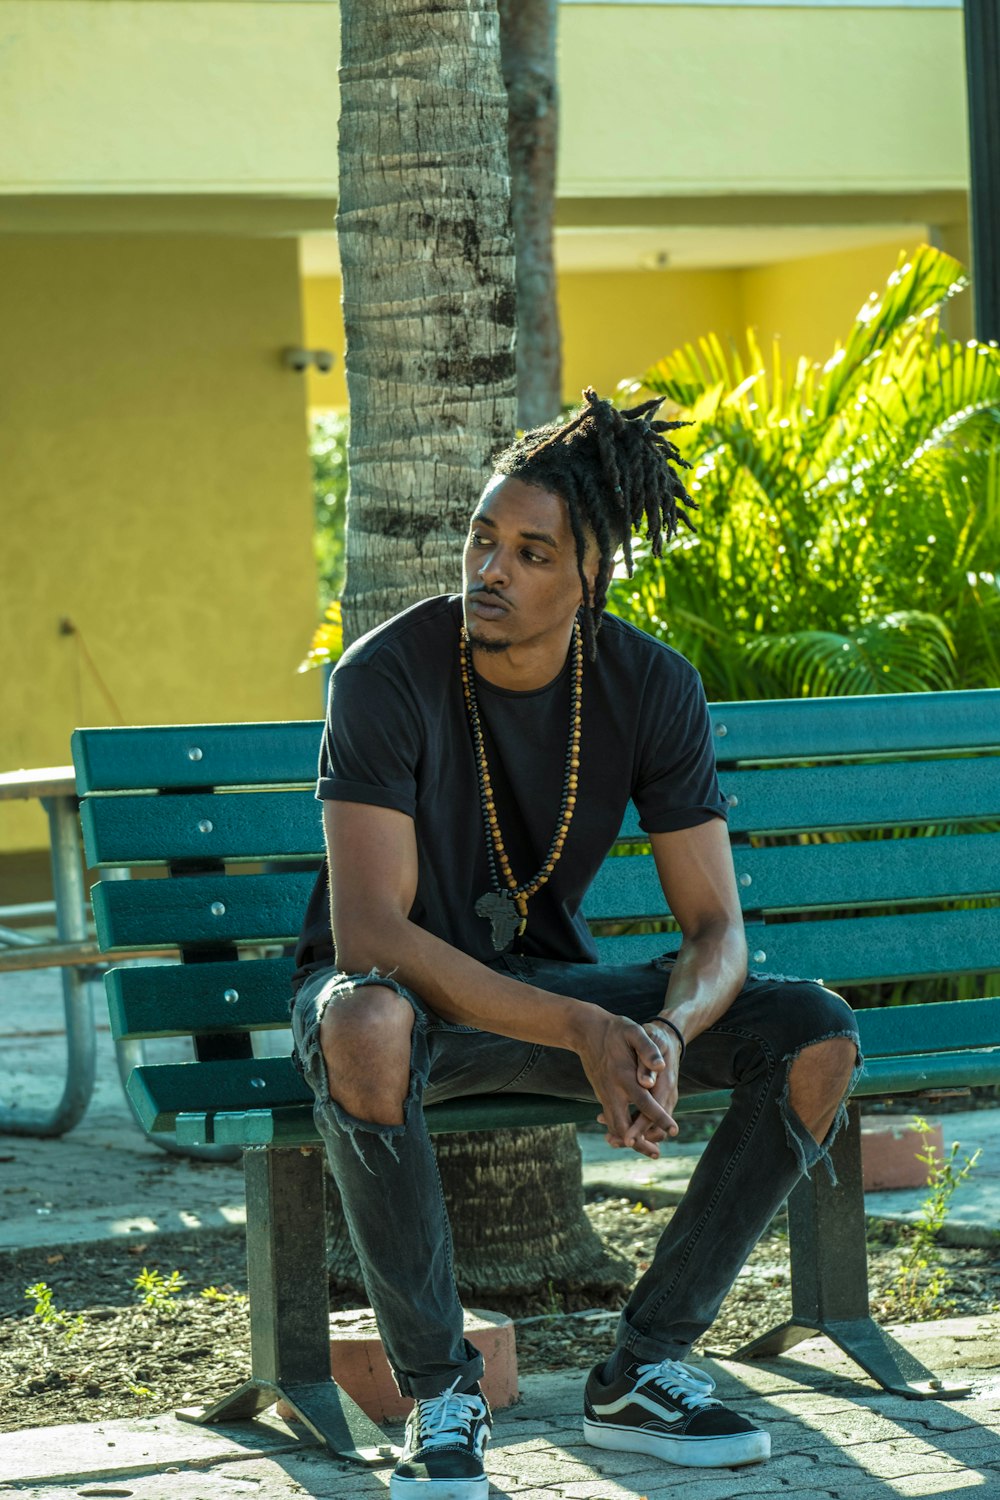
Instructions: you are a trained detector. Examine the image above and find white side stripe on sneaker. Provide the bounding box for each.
[589,1391,685,1424]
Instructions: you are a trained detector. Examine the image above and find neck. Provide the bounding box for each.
[468,623,576,691]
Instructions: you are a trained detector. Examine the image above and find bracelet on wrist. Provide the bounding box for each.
[651,1015,686,1063]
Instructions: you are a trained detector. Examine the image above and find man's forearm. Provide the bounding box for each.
[658,921,748,1045]
[333,911,601,1052]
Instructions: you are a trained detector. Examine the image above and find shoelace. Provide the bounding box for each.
[412,1379,486,1450]
[633,1358,721,1412]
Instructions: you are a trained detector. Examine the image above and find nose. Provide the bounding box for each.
[476,545,510,587]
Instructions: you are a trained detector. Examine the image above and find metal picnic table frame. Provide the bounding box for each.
[0,766,96,1136]
[0,765,238,1155]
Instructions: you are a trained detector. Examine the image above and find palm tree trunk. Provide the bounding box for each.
[498,0,562,429]
[335,0,625,1303]
[338,0,517,642]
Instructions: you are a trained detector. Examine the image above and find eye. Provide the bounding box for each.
[521,548,547,564]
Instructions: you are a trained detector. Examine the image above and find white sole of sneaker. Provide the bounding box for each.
[389,1474,489,1499]
[583,1417,770,1468]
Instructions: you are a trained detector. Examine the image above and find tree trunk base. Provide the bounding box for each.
[325,1124,632,1307]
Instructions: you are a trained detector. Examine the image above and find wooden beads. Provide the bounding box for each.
[461,618,583,932]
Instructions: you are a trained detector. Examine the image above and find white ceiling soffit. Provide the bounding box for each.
[299,222,922,279]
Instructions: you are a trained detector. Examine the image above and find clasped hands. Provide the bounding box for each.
[578,1011,684,1160]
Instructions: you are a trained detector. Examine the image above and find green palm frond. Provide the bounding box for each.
[745,612,957,698]
[607,244,1000,700]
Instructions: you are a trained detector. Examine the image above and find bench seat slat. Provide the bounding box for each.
[106,958,296,1040]
[124,1026,1000,1141]
[594,906,1000,983]
[81,791,323,867]
[72,723,322,794]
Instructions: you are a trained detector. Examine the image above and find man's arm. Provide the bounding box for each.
[323,798,674,1155]
[605,816,747,1151]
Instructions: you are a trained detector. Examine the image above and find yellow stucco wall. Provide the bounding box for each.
[558,267,744,401]
[0,3,968,206]
[302,275,349,411]
[0,235,319,854]
[559,5,967,198]
[739,237,931,364]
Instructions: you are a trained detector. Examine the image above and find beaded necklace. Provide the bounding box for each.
[460,618,583,951]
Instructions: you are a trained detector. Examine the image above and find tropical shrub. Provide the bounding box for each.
[311,410,349,610]
[608,246,1000,700]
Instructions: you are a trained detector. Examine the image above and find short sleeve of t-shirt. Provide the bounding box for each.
[631,661,728,835]
[316,662,421,817]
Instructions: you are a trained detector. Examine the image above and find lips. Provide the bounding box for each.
[468,592,511,619]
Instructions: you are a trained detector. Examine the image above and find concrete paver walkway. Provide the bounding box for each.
[2,1317,999,1498]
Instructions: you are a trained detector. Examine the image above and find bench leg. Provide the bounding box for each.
[176,1145,398,1464]
[725,1103,970,1400]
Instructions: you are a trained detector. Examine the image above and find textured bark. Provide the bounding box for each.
[334,0,623,1301]
[498,0,562,430]
[326,1125,631,1303]
[338,0,518,643]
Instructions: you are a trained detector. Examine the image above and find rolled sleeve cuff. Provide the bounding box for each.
[316,779,416,818]
[639,801,729,836]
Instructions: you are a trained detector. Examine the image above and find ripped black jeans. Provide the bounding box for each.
[290,954,861,1399]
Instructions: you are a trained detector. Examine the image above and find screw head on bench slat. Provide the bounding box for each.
[250,1077,266,1089]
[727,794,739,807]
[210,901,226,916]
[715,724,728,737]
[187,747,203,762]
[753,949,766,963]
[198,819,213,834]
[739,873,752,887]
[224,989,239,1004]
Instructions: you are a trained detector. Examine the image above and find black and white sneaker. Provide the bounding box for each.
[584,1355,769,1468]
[390,1379,491,1499]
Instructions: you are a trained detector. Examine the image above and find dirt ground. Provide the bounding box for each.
[2,1195,998,1435]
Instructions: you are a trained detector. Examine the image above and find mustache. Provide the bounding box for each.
[467,585,513,609]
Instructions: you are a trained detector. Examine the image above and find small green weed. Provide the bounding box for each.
[200,1284,248,1305]
[23,1282,84,1341]
[886,1118,981,1319]
[134,1267,186,1314]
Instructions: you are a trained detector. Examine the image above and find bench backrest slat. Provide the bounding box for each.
[708,689,1000,761]
[594,905,1000,984]
[81,790,323,866]
[82,755,1000,868]
[585,834,1000,920]
[73,721,322,794]
[91,871,316,950]
[106,958,295,1040]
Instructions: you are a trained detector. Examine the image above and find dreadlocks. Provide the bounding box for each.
[491,388,695,659]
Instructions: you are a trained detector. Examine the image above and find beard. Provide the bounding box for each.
[467,629,512,655]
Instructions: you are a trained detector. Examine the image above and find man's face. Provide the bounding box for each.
[462,475,596,656]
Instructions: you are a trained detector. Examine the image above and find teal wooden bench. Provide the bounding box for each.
[71,688,1000,1458]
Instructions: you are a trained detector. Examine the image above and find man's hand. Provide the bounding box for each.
[619,1018,685,1156]
[574,1011,678,1159]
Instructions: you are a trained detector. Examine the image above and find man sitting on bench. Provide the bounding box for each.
[291,388,861,1500]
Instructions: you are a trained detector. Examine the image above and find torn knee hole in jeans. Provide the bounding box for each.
[315,974,430,1174]
[322,1067,424,1174]
[778,1029,863,1186]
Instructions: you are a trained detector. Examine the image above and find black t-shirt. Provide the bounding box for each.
[292,596,727,986]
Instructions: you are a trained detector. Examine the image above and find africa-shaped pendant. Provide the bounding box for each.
[474,889,526,952]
